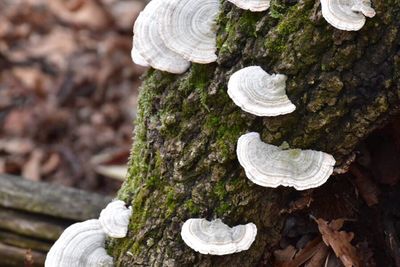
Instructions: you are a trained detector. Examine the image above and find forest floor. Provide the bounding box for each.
[0,0,147,195]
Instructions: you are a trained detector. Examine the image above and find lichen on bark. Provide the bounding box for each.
[108,0,400,266]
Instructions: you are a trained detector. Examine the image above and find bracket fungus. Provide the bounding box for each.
[160,0,220,63]
[227,66,296,116]
[99,200,132,238]
[181,218,257,255]
[132,0,190,73]
[237,132,336,190]
[227,0,270,12]
[321,0,376,31]
[131,45,149,67]
[45,219,113,267]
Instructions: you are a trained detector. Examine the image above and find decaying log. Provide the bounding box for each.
[0,174,112,266]
[108,0,400,266]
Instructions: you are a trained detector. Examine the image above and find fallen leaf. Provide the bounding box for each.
[274,245,297,265]
[280,238,326,267]
[41,152,61,175]
[281,190,314,214]
[314,218,360,267]
[350,163,380,206]
[305,243,329,267]
[49,0,113,30]
[22,149,44,181]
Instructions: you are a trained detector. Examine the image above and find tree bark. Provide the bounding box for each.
[108,0,400,266]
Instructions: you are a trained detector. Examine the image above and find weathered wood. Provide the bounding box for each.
[0,174,114,266]
[0,231,52,252]
[0,174,112,221]
[0,208,66,241]
[0,242,45,267]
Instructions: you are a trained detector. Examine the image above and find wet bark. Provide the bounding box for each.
[108,0,400,266]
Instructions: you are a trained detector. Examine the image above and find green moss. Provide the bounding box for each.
[218,11,262,55]
[269,2,286,19]
[214,180,227,200]
[165,187,177,217]
[184,199,200,215]
[216,202,230,216]
[265,1,313,54]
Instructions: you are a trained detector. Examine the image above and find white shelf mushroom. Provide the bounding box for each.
[131,45,149,67]
[160,0,220,64]
[132,0,190,73]
[227,0,270,12]
[320,0,376,31]
[237,132,336,190]
[227,66,296,116]
[181,218,257,255]
[45,220,113,267]
[99,200,132,238]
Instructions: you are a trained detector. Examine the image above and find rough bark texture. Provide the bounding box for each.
[108,0,400,266]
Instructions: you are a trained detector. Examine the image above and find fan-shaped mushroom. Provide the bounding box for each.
[45,220,113,267]
[227,66,296,116]
[237,132,336,190]
[160,0,220,63]
[132,0,190,73]
[99,200,132,238]
[181,218,257,255]
[227,0,270,12]
[321,0,376,31]
[131,45,149,67]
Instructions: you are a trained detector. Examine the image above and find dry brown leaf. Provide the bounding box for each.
[26,28,78,70]
[350,163,379,206]
[12,67,51,95]
[0,138,33,155]
[280,238,326,267]
[281,190,314,214]
[49,0,113,30]
[22,149,44,181]
[274,245,297,265]
[41,152,61,175]
[305,244,329,267]
[314,218,360,267]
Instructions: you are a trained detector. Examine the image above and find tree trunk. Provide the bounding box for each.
[108,0,400,266]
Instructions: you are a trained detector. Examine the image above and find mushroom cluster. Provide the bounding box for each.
[132,0,220,73]
[44,0,378,260]
[45,200,132,266]
[321,0,376,31]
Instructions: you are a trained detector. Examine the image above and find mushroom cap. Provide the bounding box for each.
[160,0,220,64]
[99,200,132,238]
[227,66,296,116]
[351,0,376,18]
[227,0,270,12]
[45,219,113,267]
[131,41,149,67]
[132,0,190,73]
[181,218,257,255]
[237,132,336,190]
[321,0,375,31]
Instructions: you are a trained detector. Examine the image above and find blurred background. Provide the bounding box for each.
[0,0,148,195]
